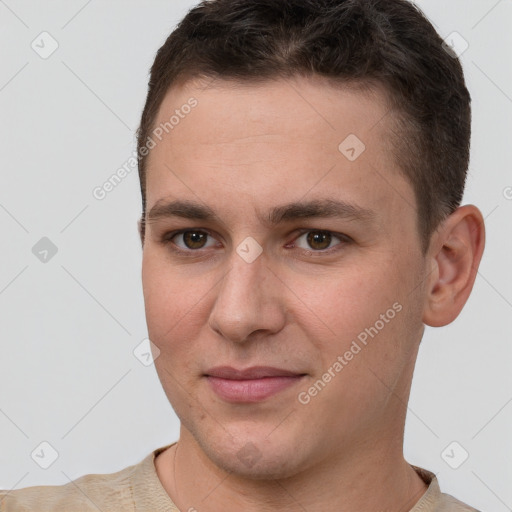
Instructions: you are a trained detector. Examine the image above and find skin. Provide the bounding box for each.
[139,76,485,512]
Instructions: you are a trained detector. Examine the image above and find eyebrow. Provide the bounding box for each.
[146,198,376,226]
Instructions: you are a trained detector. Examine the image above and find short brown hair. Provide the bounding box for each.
[136,0,471,252]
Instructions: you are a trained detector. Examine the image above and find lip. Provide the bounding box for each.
[205,366,306,403]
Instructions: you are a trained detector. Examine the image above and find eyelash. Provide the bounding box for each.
[161,228,352,256]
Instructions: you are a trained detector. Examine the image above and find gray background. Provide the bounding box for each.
[0,1,511,510]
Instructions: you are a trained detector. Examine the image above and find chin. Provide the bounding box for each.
[197,432,308,480]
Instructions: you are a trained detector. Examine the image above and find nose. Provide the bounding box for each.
[207,250,287,344]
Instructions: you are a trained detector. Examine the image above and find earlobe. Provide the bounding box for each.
[422,205,485,327]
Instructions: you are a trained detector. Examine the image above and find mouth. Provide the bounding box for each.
[204,366,307,403]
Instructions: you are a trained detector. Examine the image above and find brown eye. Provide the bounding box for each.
[292,230,349,253]
[169,230,217,251]
[306,231,332,250]
[182,231,208,249]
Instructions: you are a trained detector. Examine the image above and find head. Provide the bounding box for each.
[137,0,484,478]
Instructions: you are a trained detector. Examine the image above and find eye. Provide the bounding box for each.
[162,228,350,255]
[292,230,349,252]
[167,230,218,251]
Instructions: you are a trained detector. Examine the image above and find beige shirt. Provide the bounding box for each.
[0,444,480,511]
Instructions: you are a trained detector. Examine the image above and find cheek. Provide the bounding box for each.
[295,253,419,374]
[294,273,413,431]
[142,254,205,348]
[296,266,398,340]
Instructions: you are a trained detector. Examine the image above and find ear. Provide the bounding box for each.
[422,205,485,327]
[138,217,145,247]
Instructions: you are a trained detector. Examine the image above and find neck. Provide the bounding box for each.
[155,427,428,512]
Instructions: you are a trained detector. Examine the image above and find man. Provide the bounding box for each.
[1,0,485,510]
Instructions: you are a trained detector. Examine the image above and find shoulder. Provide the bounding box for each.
[437,492,481,512]
[0,459,141,512]
[411,466,481,512]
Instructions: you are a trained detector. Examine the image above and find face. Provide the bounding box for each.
[141,76,429,478]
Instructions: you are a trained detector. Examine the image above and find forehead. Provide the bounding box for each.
[144,76,415,232]
[153,76,393,149]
